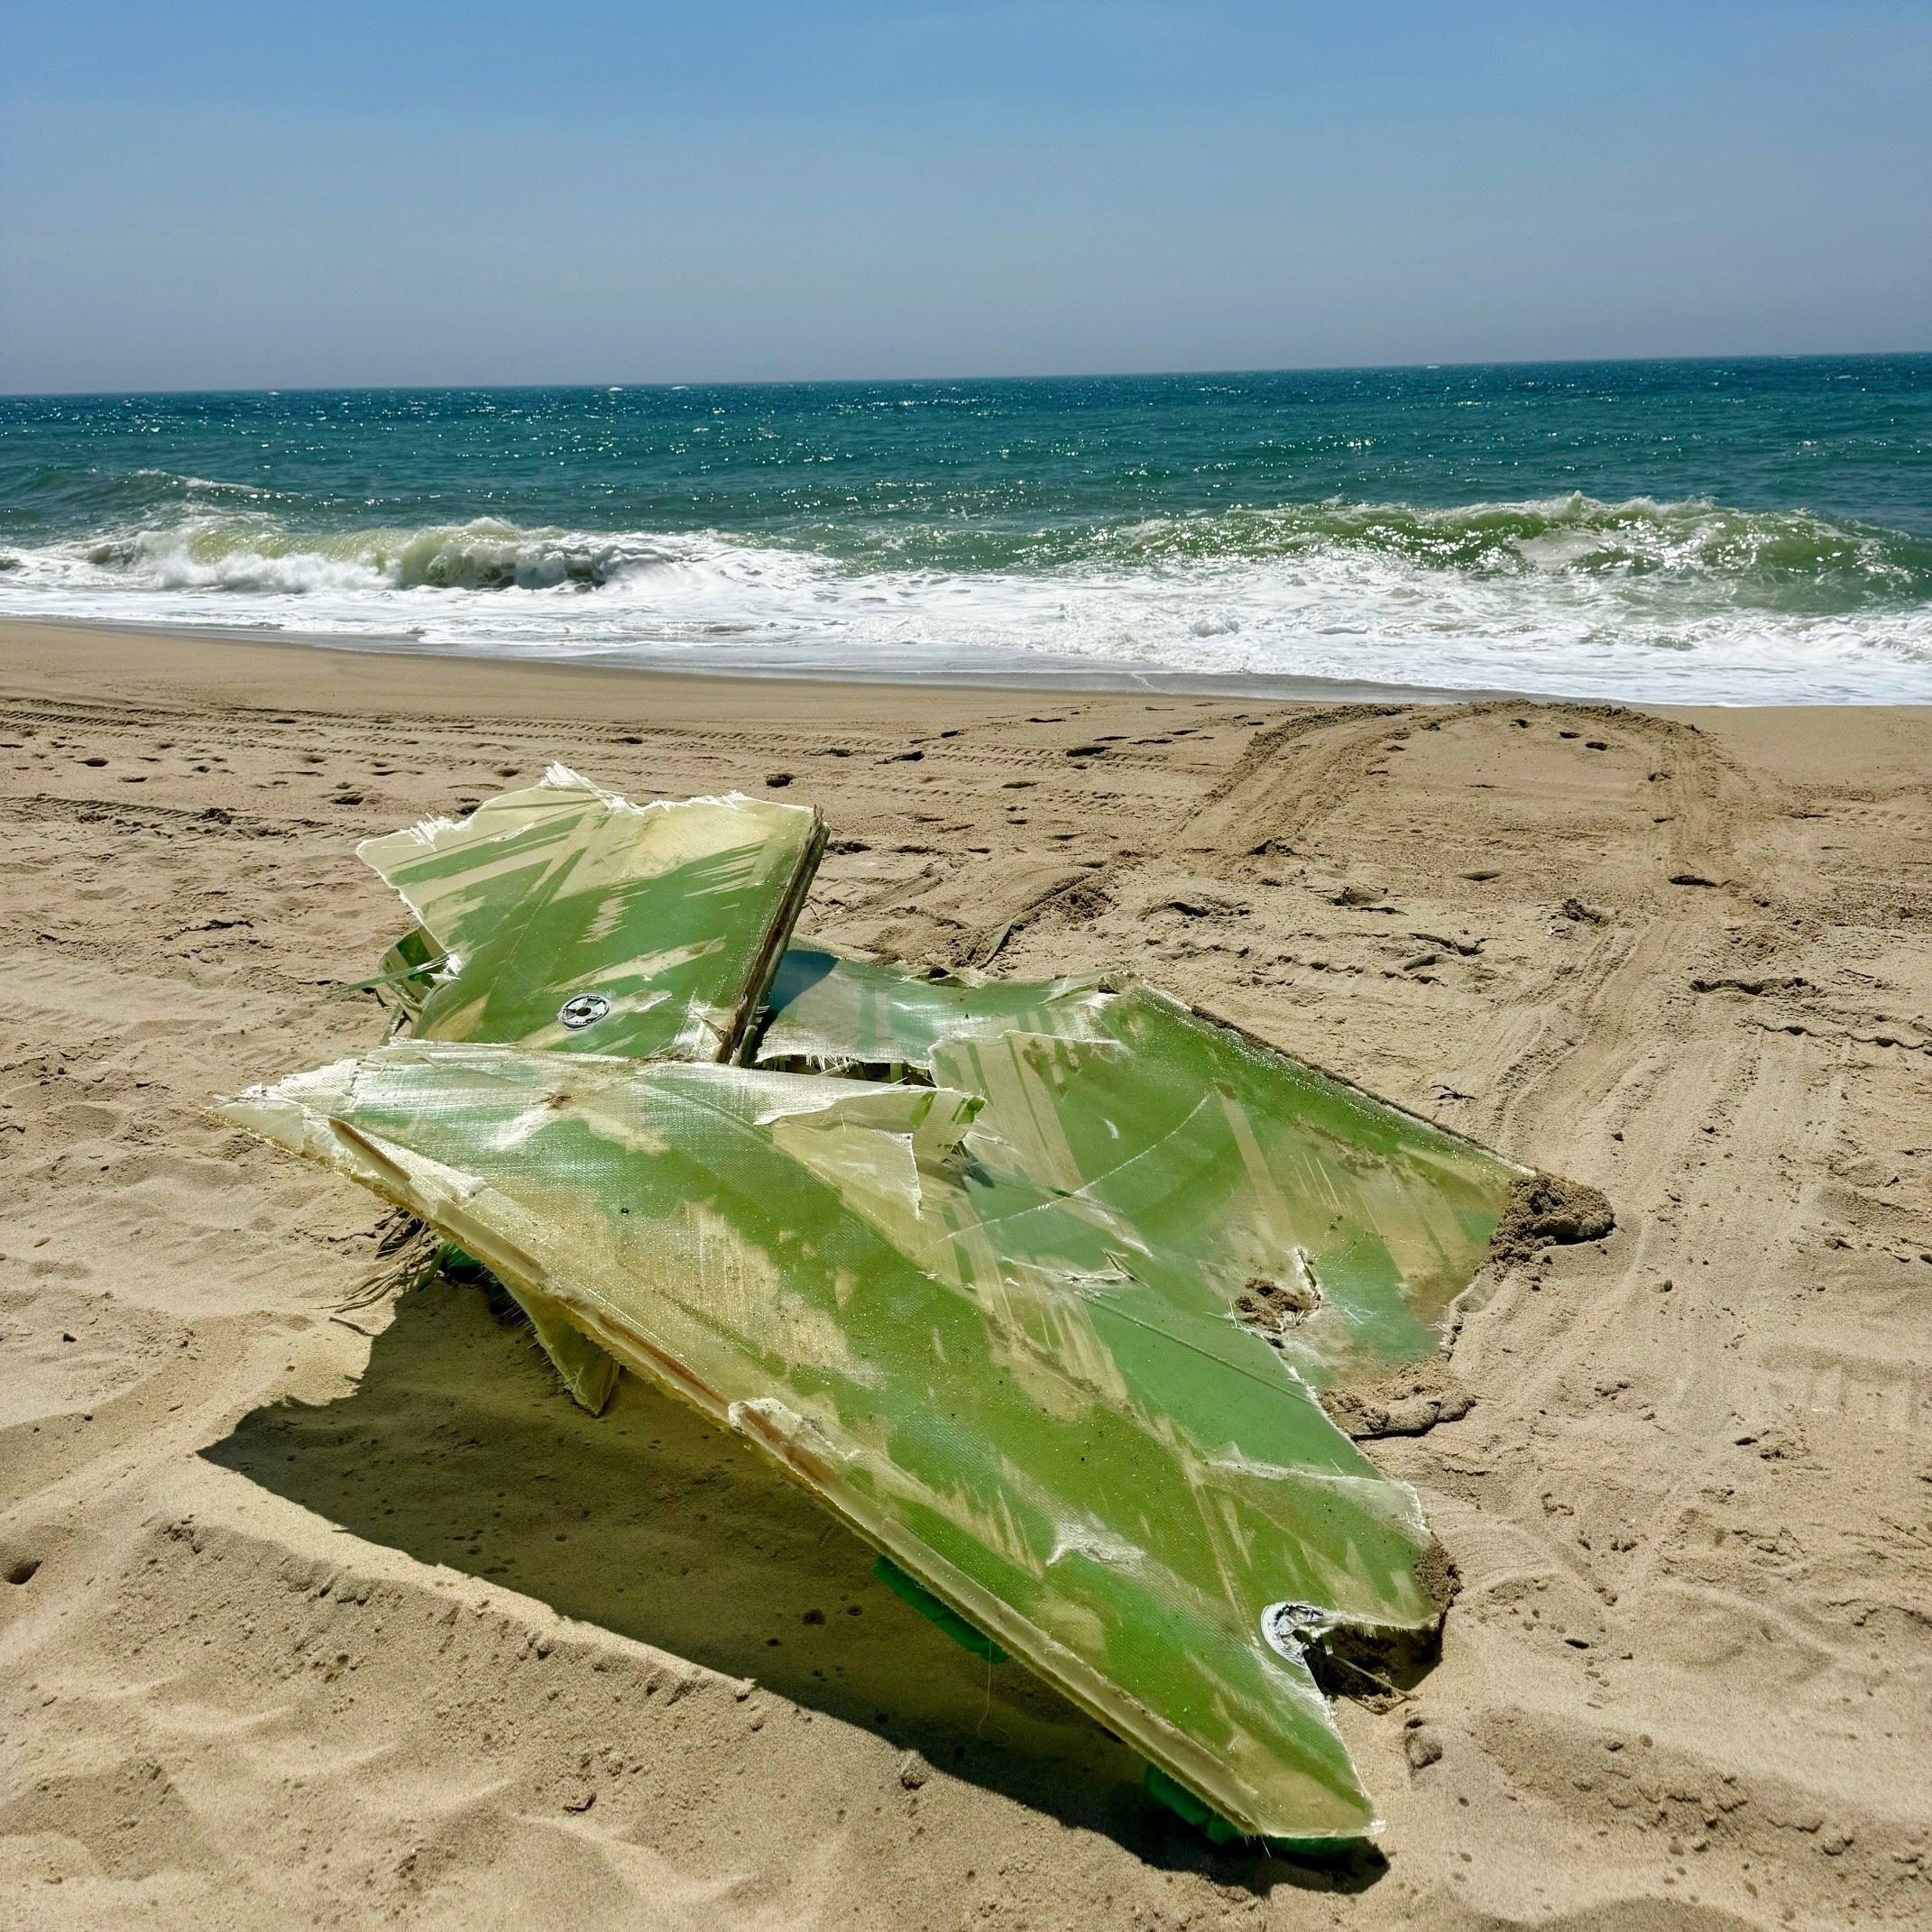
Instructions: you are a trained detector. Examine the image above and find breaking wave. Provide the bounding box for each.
[2,497,1928,704]
[63,517,660,593]
[1033,493,1932,603]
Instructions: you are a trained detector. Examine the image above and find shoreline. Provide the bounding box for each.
[8,612,1932,715]
[5,608,1929,826]
[0,611,1523,706]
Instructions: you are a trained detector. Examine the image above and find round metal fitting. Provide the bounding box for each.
[557,992,612,1030]
[1259,1600,1331,1661]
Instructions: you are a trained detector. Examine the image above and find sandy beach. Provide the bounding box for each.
[3,617,1928,1930]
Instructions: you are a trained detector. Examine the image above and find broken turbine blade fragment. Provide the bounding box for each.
[345,769,823,1409]
[358,767,824,1063]
[759,955,1527,1389]
[216,1040,1446,1843]
[243,776,1554,1841]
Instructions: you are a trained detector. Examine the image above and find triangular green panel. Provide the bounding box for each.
[219,1042,1448,1842]
[760,954,1523,1387]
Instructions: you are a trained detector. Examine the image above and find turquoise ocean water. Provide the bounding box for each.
[2,357,1928,702]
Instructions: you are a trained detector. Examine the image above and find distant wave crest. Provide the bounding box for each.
[19,496,1932,606]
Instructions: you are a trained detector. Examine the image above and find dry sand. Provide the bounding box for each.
[2,619,1929,1930]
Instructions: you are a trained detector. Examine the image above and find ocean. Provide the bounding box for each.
[3,357,1929,703]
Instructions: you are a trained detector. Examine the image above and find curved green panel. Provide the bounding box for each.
[360,767,823,1063]
[220,1043,1443,1841]
[761,956,1523,1387]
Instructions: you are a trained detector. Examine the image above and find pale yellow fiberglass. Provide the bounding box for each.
[756,951,1526,1393]
[220,774,1529,1846]
[358,766,824,1063]
[347,768,824,1412]
[220,1042,1449,1843]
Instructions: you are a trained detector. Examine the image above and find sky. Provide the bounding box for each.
[3,2,1929,393]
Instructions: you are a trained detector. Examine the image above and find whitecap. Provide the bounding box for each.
[0,500,1927,704]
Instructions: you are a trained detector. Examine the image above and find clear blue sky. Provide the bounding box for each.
[3,2,1928,392]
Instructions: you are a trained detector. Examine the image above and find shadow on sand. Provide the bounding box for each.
[203,1273,1386,1894]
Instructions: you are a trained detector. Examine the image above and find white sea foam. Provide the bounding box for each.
[2,507,1927,704]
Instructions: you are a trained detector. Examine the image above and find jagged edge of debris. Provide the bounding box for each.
[337,1210,444,1311]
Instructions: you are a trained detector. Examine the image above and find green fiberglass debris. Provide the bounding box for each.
[357,766,823,1061]
[219,771,1538,1846]
[759,951,1523,1392]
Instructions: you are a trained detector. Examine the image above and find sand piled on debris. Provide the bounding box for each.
[3,618,1929,1930]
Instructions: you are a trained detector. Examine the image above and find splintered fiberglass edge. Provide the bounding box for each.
[217,767,1528,1844]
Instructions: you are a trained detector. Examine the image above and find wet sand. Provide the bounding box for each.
[3,619,1929,1929]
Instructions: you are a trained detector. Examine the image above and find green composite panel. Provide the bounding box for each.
[219,1043,1450,1842]
[225,777,1534,1844]
[759,953,1524,1389]
[359,767,824,1063]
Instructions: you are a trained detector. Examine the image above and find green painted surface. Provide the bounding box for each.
[221,1044,1446,1840]
[759,946,1114,1074]
[225,777,1535,1843]
[872,1556,1008,1662]
[761,952,1523,1387]
[359,767,823,1063]
[365,925,442,1022]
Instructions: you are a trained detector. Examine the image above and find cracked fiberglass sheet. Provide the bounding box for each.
[346,768,825,1412]
[358,766,824,1063]
[757,949,1526,1390]
[222,1041,1454,1842]
[223,777,1532,1842]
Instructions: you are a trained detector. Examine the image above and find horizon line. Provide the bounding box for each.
[5,345,1930,404]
